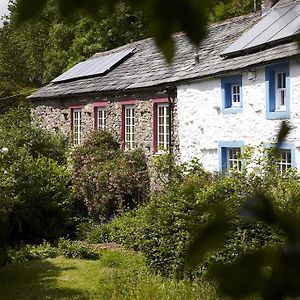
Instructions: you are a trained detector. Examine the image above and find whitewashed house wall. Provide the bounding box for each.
[177,59,300,172]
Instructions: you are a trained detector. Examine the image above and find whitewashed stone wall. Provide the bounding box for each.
[177,59,300,172]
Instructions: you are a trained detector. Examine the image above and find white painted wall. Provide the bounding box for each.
[177,59,300,172]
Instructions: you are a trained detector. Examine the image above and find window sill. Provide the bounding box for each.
[266,111,290,120]
[153,150,169,156]
[222,107,243,114]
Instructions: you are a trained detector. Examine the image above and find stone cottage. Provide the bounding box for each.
[29,0,300,173]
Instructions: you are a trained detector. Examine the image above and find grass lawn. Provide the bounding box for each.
[0,250,217,300]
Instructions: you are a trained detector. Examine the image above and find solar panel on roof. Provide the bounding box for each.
[221,2,300,57]
[52,48,135,83]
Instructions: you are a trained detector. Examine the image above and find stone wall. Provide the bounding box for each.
[177,59,300,172]
[31,88,179,158]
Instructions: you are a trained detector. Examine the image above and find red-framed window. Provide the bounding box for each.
[93,102,108,130]
[121,100,137,150]
[153,98,169,153]
[70,104,83,145]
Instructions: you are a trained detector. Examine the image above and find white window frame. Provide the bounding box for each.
[124,105,135,150]
[96,107,107,130]
[72,108,82,145]
[231,84,241,107]
[275,71,286,111]
[276,149,292,174]
[157,103,169,151]
[227,147,242,171]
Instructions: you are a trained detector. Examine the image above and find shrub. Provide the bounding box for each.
[1,154,74,244]
[130,150,295,278]
[86,223,112,244]
[0,108,74,247]
[6,239,101,264]
[72,130,150,221]
[57,238,100,260]
[7,241,57,263]
[84,208,145,251]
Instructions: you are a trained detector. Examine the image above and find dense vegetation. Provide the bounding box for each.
[0,112,300,298]
[72,130,150,221]
[0,108,74,262]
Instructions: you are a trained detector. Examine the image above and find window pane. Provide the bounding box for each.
[124,106,135,150]
[97,107,107,130]
[227,147,241,171]
[231,84,241,104]
[73,109,81,145]
[157,104,169,150]
[276,149,292,174]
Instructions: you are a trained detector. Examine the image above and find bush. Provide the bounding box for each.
[57,238,100,260]
[86,223,112,244]
[140,171,210,278]
[85,208,146,251]
[0,108,74,247]
[144,148,300,278]
[107,150,295,279]
[1,154,74,244]
[8,241,57,263]
[72,130,150,221]
[6,239,101,264]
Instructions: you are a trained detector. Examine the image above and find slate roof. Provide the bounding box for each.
[29,5,300,100]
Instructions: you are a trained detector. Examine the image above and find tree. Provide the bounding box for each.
[0,1,149,89]
[14,0,271,61]
[15,0,215,61]
[44,2,148,82]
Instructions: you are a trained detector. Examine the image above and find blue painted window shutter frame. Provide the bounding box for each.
[221,147,227,171]
[221,75,243,113]
[265,62,290,119]
[268,69,276,112]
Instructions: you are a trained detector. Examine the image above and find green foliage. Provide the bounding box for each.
[0,108,74,248]
[0,1,149,88]
[185,124,300,299]
[8,241,57,263]
[72,130,150,221]
[85,208,146,250]
[6,239,100,264]
[0,108,69,164]
[100,148,298,282]
[44,3,148,83]
[15,0,214,62]
[210,0,260,22]
[86,223,112,244]
[57,238,101,260]
[140,161,213,278]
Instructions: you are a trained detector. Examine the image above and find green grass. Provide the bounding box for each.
[0,250,217,300]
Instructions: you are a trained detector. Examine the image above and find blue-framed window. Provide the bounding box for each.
[265,62,290,119]
[219,141,244,172]
[221,75,243,114]
[265,143,296,174]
